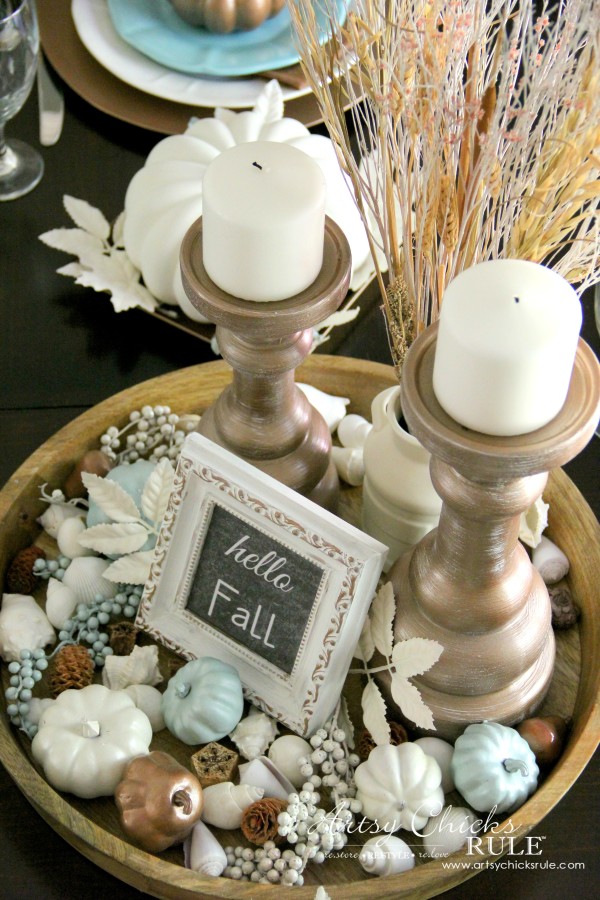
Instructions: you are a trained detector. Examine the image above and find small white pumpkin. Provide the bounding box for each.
[31,684,153,798]
[354,743,444,833]
[122,83,373,319]
[452,721,539,813]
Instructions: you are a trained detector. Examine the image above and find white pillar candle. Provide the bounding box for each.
[201,140,326,302]
[432,260,582,436]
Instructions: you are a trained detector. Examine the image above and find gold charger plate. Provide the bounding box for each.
[0,356,599,898]
[39,0,324,134]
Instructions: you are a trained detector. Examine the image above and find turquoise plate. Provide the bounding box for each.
[107,0,347,77]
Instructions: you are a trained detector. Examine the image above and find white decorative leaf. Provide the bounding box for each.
[56,262,87,278]
[103,551,154,585]
[389,674,436,731]
[353,615,375,662]
[64,195,110,240]
[361,679,391,745]
[78,522,149,555]
[370,582,395,658]
[140,458,175,528]
[81,471,140,522]
[112,210,126,248]
[318,307,360,329]
[253,79,284,123]
[39,227,105,258]
[392,637,443,679]
[314,888,332,900]
[336,695,355,749]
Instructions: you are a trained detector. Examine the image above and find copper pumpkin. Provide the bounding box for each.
[169,0,286,34]
[115,751,204,852]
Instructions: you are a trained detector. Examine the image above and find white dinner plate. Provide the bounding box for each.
[71,0,311,110]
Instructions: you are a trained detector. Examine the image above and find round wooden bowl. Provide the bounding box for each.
[1,356,598,898]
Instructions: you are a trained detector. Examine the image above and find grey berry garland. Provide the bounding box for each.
[3,584,143,739]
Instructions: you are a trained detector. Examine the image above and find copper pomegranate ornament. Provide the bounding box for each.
[516,716,569,767]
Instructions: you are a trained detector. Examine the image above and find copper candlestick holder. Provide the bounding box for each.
[180,216,351,510]
[381,324,600,740]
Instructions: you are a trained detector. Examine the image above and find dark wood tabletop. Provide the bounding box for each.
[0,55,598,900]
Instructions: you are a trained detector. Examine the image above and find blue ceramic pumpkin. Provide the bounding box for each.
[452,721,539,813]
[162,656,244,745]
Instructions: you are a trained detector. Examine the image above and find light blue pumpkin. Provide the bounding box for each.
[162,657,244,745]
[452,721,539,813]
[86,460,157,553]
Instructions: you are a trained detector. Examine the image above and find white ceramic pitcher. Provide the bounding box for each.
[362,386,442,570]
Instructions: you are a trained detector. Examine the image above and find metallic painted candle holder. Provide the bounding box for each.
[180,216,352,511]
[381,324,600,739]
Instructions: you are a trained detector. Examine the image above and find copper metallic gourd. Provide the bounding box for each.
[169,0,285,34]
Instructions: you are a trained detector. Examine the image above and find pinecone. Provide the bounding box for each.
[5,545,46,594]
[240,797,288,845]
[358,720,409,759]
[108,620,138,655]
[48,644,95,697]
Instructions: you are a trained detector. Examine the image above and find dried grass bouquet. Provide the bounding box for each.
[289,0,600,371]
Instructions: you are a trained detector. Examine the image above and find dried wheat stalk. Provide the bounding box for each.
[288,0,600,368]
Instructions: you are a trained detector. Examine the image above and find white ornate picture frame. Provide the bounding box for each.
[137,433,387,735]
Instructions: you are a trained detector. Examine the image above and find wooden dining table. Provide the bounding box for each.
[0,43,598,900]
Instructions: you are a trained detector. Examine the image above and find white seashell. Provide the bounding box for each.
[45,578,78,629]
[297,383,350,432]
[331,446,365,486]
[238,756,295,802]
[62,556,118,605]
[185,820,228,877]
[37,502,82,539]
[0,594,55,662]
[359,835,415,876]
[102,645,162,690]
[229,708,279,760]
[532,535,570,585]
[124,684,165,731]
[27,697,55,726]
[201,782,264,830]
[414,737,455,793]
[56,515,96,559]
[337,414,373,449]
[267,735,312,789]
[422,806,477,858]
[519,496,549,549]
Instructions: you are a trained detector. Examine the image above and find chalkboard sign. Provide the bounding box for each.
[186,502,326,674]
[137,433,387,735]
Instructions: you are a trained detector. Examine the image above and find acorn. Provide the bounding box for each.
[63,449,114,498]
[516,715,569,767]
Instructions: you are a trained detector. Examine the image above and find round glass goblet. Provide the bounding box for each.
[0,0,43,201]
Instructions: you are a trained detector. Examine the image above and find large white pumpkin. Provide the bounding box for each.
[123,83,373,322]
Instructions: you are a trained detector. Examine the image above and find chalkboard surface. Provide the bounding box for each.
[186,502,327,674]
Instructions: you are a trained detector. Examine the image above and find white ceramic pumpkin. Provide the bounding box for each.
[31,683,153,798]
[123,83,373,321]
[354,743,444,832]
[451,721,539,813]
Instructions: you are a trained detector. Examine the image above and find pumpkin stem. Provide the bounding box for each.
[172,789,192,815]
[175,682,191,699]
[503,757,529,777]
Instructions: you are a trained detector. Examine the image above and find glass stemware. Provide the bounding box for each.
[0,0,43,201]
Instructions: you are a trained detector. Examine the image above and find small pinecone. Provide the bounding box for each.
[48,644,95,697]
[358,720,409,759]
[240,797,288,845]
[5,545,46,594]
[108,621,138,655]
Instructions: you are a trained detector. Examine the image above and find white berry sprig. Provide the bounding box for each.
[98,405,199,465]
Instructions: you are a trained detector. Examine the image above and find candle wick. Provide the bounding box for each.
[514,296,520,303]
[252,161,263,170]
